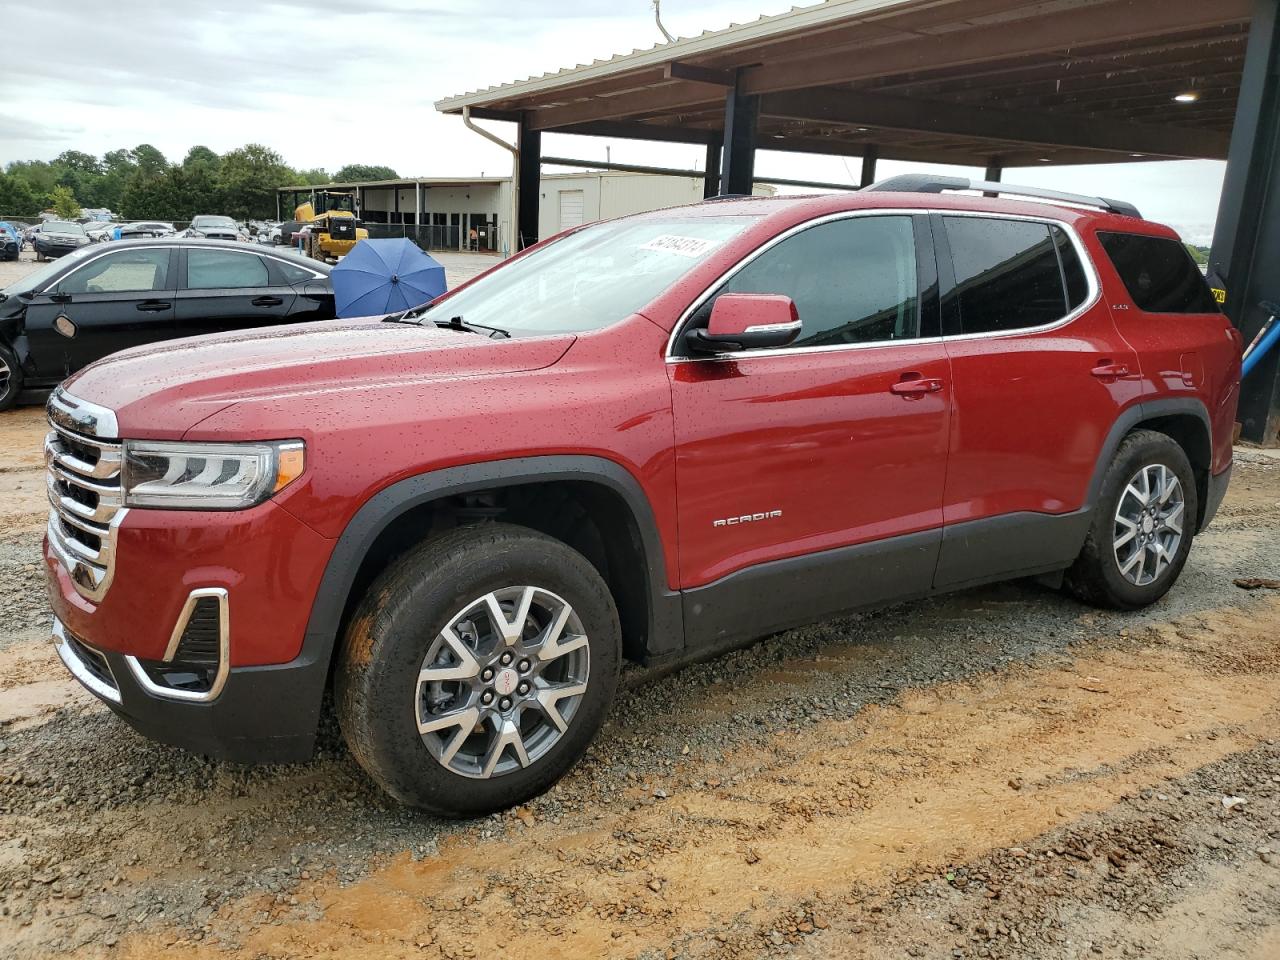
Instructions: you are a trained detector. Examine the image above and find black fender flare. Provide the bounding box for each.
[290,455,682,710]
[1084,396,1213,517]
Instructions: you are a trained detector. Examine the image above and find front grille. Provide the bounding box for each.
[45,390,125,602]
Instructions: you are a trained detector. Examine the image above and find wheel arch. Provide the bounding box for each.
[301,456,682,689]
[1088,398,1214,533]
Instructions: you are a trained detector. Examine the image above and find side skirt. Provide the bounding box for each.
[667,510,1092,667]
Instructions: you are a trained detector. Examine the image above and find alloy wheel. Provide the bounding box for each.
[415,585,590,779]
[0,354,9,397]
[1113,463,1185,587]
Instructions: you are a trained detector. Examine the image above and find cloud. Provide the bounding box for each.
[2,1,1230,238]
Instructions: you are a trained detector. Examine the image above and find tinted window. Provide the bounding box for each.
[945,218,1069,334]
[187,249,269,290]
[697,215,919,348]
[275,259,317,283]
[1097,232,1218,313]
[58,249,170,294]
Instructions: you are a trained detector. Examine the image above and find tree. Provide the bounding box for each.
[218,143,292,219]
[54,150,103,176]
[294,167,332,185]
[0,173,39,216]
[132,143,168,180]
[50,185,81,219]
[1185,244,1209,266]
[183,145,221,171]
[333,163,398,183]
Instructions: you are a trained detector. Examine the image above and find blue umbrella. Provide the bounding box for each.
[330,238,447,318]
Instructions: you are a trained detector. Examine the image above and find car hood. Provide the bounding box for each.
[63,317,576,438]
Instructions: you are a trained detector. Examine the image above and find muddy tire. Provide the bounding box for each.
[0,343,22,411]
[335,523,621,816]
[1066,429,1198,610]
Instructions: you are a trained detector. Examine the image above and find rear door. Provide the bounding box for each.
[1092,230,1238,473]
[174,246,296,337]
[668,213,951,640]
[24,246,177,377]
[934,214,1142,588]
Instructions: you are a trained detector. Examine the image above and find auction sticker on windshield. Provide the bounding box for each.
[639,234,721,258]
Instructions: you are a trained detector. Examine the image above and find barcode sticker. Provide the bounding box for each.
[639,234,720,258]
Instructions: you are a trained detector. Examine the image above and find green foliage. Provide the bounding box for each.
[294,167,332,186]
[1186,244,1209,265]
[0,172,40,216]
[217,144,293,220]
[333,163,398,183]
[49,184,81,219]
[5,144,350,220]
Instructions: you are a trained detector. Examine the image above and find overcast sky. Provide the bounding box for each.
[2,0,1225,243]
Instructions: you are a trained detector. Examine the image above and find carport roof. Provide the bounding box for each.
[435,0,1251,166]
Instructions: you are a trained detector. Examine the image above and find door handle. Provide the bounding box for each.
[136,301,172,312]
[1091,360,1130,380]
[251,296,284,307]
[890,374,944,397]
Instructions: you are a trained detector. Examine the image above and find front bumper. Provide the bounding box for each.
[44,500,338,764]
[53,616,328,763]
[37,241,83,257]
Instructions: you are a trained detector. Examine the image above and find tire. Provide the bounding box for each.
[0,343,22,411]
[336,522,621,816]
[1065,429,1198,610]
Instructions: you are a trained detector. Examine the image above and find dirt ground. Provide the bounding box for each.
[0,255,1277,957]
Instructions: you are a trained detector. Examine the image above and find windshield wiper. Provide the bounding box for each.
[433,315,510,340]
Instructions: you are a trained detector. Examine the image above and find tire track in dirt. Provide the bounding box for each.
[108,598,1280,960]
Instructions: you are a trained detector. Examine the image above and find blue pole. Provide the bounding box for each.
[1243,319,1280,377]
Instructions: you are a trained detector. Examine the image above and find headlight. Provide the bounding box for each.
[77,236,90,245]
[122,440,305,510]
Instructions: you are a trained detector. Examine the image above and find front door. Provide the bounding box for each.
[174,247,296,337]
[668,213,951,644]
[25,247,177,379]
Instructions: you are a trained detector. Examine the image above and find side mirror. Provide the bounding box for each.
[685,293,801,354]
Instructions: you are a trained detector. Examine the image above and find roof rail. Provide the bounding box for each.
[863,174,1142,219]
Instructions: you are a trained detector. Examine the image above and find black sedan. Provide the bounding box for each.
[0,239,334,409]
[34,221,91,260]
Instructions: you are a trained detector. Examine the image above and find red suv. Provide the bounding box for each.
[43,177,1240,816]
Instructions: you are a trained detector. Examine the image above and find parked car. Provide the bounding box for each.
[33,220,90,260]
[85,222,118,244]
[115,221,176,241]
[184,215,246,241]
[0,239,333,409]
[0,222,21,261]
[40,180,1239,816]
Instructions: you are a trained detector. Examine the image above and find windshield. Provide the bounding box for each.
[46,221,85,235]
[193,216,236,229]
[1,245,97,297]
[415,215,759,336]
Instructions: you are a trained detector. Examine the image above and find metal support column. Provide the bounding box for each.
[1210,0,1280,443]
[984,159,1004,197]
[703,136,723,198]
[517,113,542,249]
[860,146,879,187]
[720,74,758,195]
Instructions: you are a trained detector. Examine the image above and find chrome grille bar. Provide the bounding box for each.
[45,387,126,603]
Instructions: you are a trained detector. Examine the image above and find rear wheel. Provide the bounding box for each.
[336,523,621,816]
[0,343,22,411]
[1066,429,1197,609]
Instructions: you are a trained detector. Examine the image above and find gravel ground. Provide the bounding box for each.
[0,251,1276,957]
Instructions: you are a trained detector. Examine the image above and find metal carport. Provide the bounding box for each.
[436,0,1280,442]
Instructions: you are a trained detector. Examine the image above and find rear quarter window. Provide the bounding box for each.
[1096,231,1218,314]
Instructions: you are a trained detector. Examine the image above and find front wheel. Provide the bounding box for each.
[1066,429,1198,610]
[0,343,22,411]
[336,523,621,816]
